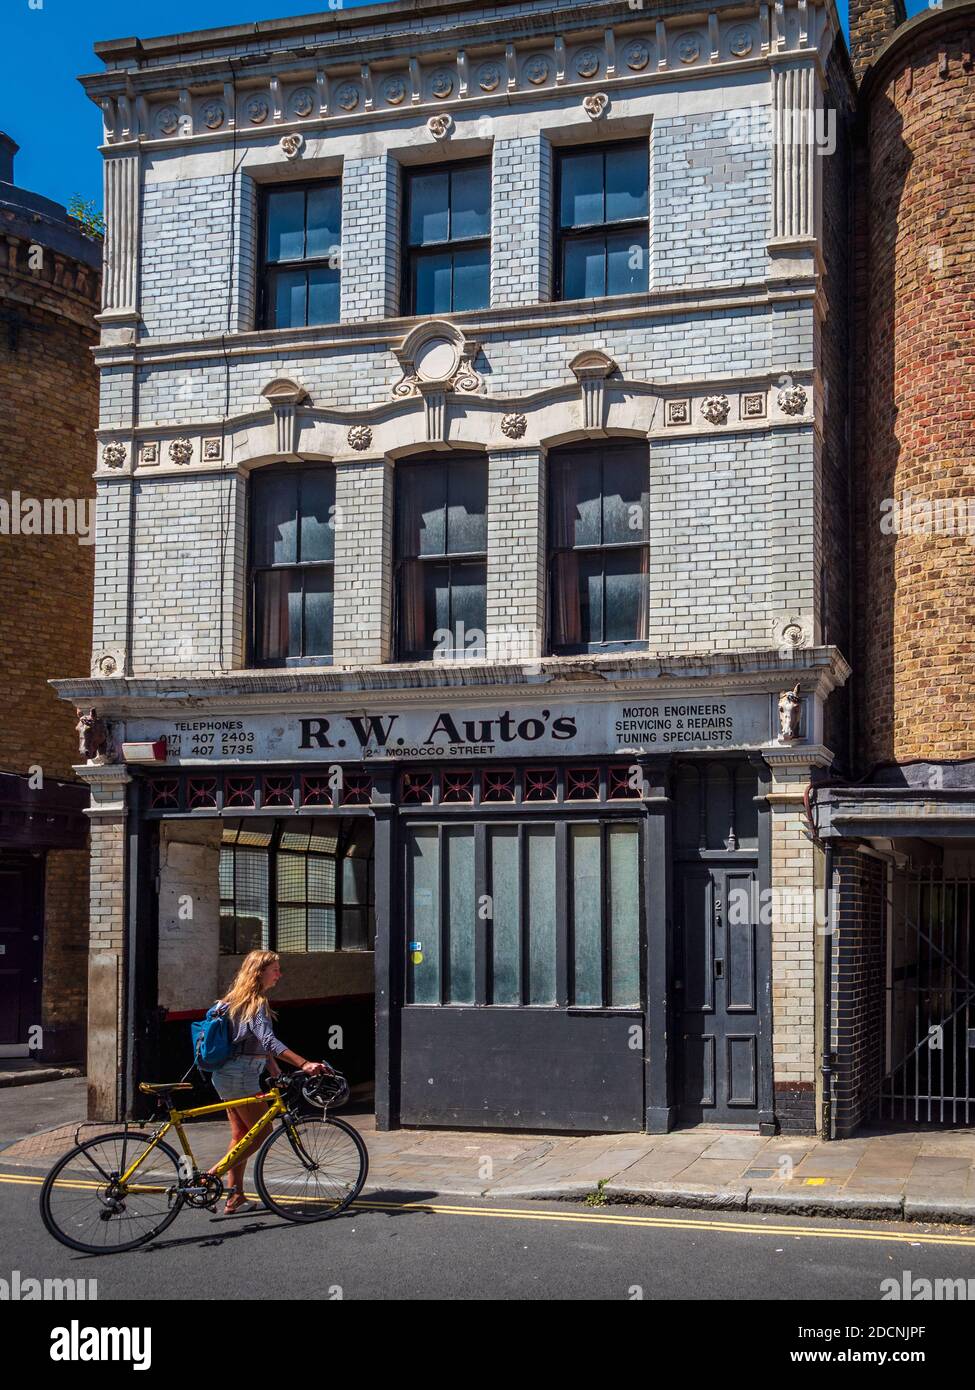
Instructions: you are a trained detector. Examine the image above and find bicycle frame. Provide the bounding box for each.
[118,1087,294,1191]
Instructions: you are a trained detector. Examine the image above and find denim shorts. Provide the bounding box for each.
[209,1055,267,1101]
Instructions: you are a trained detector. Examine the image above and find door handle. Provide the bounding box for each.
[714,959,724,979]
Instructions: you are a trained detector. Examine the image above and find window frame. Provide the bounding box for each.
[393,455,489,662]
[401,157,492,316]
[547,443,651,656]
[258,178,342,330]
[248,464,336,669]
[553,139,650,302]
[219,817,375,955]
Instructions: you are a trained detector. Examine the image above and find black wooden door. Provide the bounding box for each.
[0,853,44,1048]
[676,863,762,1124]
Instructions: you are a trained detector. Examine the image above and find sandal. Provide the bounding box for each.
[223,1186,254,1215]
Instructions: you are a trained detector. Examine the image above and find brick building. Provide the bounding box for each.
[0,135,100,1065]
[816,0,975,1134]
[59,0,857,1133]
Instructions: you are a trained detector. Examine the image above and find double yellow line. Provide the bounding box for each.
[7,1167,975,1247]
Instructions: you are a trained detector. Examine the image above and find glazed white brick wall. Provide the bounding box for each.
[646,429,817,652]
[129,474,246,672]
[491,136,552,306]
[652,108,772,288]
[92,479,131,660]
[769,764,819,1086]
[486,447,546,659]
[332,458,393,664]
[140,170,255,338]
[340,155,401,321]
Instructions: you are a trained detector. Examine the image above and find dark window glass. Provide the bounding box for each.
[250,468,335,665]
[556,143,649,301]
[396,457,488,660]
[262,182,341,328]
[549,444,650,653]
[405,161,490,314]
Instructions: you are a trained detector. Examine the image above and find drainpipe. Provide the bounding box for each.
[821,841,834,1140]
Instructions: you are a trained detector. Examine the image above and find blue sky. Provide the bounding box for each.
[1,0,929,210]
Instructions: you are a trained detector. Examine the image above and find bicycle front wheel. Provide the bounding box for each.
[255,1115,368,1222]
[40,1130,185,1255]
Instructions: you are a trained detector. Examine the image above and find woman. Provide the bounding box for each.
[207,950,327,1214]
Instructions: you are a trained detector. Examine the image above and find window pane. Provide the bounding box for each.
[608,825,641,1006]
[342,909,368,951]
[276,905,306,953]
[527,827,556,1005]
[605,145,649,223]
[423,560,453,651]
[307,907,337,952]
[571,825,603,1005]
[414,251,453,314]
[407,827,440,1003]
[451,246,490,311]
[266,189,306,262]
[306,855,336,905]
[552,454,601,548]
[563,234,606,300]
[303,570,333,657]
[272,269,307,328]
[253,474,297,566]
[489,827,520,1005]
[602,451,649,544]
[445,827,475,1004]
[277,852,306,903]
[307,266,340,325]
[306,184,342,258]
[603,549,647,642]
[560,151,604,228]
[446,462,487,553]
[448,561,486,653]
[576,552,604,645]
[255,569,302,662]
[299,471,336,563]
[607,229,648,295]
[398,463,446,557]
[450,164,490,240]
[409,171,450,245]
[343,855,369,906]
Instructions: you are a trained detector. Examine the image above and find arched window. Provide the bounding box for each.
[249,466,335,666]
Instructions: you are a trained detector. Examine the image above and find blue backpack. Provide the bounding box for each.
[191,1002,240,1073]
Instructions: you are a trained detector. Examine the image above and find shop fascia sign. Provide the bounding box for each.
[124,694,783,764]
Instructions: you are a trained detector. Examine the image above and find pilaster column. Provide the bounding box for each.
[79,763,132,1121]
[768,60,821,279]
[486,446,545,665]
[332,457,393,664]
[100,153,142,331]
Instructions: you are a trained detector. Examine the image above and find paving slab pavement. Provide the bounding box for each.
[1,1088,974,1225]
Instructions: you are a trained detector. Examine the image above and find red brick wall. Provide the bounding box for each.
[855,26,975,766]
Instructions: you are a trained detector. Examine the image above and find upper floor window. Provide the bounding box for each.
[395,456,488,660]
[250,467,335,666]
[556,142,649,301]
[260,181,341,328]
[404,160,491,315]
[548,443,650,654]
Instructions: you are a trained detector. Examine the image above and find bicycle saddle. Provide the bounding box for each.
[138,1082,194,1095]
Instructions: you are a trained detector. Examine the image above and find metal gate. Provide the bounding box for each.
[880,870,975,1124]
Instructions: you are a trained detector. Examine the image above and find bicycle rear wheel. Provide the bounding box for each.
[254,1114,368,1222]
[40,1130,184,1255]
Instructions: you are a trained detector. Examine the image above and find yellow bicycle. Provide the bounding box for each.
[39,1069,368,1254]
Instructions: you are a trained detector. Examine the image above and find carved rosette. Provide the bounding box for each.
[501,413,527,440]
[427,114,453,140]
[348,424,373,451]
[101,442,127,469]
[701,394,731,425]
[777,384,808,416]
[583,92,609,120]
[169,438,193,465]
[279,133,304,159]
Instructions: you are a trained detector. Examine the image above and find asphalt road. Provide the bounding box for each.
[2,1159,974,1304]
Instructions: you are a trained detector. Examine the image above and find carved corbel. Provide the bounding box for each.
[569,349,617,433]
[261,377,309,458]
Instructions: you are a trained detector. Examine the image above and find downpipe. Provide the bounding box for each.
[821,841,834,1141]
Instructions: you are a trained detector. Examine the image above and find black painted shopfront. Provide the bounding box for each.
[127,748,774,1134]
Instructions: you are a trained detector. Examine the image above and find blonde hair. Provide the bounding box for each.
[220,950,279,1027]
